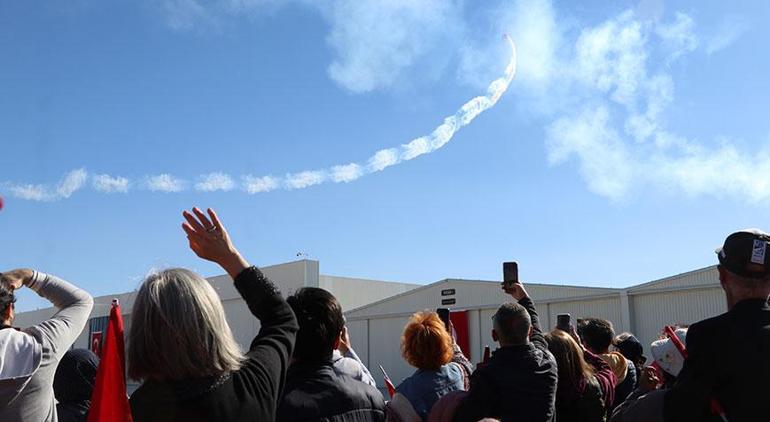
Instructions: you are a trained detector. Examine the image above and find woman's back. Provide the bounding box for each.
[396,363,465,420]
[554,375,606,422]
[128,208,299,422]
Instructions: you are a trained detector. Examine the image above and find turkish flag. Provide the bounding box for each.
[88,300,133,422]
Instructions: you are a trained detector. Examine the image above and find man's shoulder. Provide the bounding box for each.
[281,370,384,420]
[286,367,383,405]
[687,313,727,341]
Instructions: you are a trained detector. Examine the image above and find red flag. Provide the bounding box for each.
[379,365,396,398]
[88,300,133,422]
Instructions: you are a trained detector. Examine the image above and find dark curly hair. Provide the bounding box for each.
[577,317,615,353]
[0,283,16,319]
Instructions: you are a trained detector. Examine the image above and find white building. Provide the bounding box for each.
[15,261,726,395]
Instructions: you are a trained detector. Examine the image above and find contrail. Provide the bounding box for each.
[2,37,517,201]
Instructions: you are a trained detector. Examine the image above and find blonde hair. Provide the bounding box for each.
[128,268,243,381]
[401,312,453,370]
[545,330,594,386]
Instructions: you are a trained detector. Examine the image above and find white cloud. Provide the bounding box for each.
[242,175,280,193]
[706,15,749,55]
[162,0,213,31]
[330,163,363,183]
[367,148,400,172]
[546,107,634,200]
[195,172,235,192]
[8,168,88,201]
[146,174,186,192]
[93,174,130,193]
[655,12,698,61]
[510,3,770,203]
[10,184,49,202]
[401,137,432,161]
[324,0,461,92]
[284,170,326,189]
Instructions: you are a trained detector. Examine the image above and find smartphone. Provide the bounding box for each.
[503,261,519,287]
[556,313,572,331]
[436,308,451,332]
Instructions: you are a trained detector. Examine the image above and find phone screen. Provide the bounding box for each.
[436,308,451,331]
[557,314,572,331]
[503,262,519,286]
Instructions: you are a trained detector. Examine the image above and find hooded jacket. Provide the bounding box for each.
[0,272,94,422]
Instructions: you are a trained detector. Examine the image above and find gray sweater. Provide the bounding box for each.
[0,272,94,422]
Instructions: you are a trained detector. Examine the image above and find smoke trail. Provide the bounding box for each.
[244,35,517,192]
[1,37,517,201]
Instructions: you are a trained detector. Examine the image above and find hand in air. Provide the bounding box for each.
[182,207,250,278]
[503,282,528,301]
[338,326,352,355]
[0,269,34,290]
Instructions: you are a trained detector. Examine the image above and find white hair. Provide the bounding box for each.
[128,268,243,381]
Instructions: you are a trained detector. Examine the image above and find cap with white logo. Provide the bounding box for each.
[716,229,770,279]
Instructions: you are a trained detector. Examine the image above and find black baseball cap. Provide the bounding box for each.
[716,229,770,279]
[614,335,646,363]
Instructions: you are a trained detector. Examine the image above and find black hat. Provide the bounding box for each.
[614,334,646,362]
[716,229,770,279]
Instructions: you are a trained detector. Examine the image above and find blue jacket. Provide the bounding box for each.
[397,363,465,420]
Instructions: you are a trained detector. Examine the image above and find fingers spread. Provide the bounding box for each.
[207,208,223,229]
[183,210,206,233]
[192,207,214,229]
[182,222,204,240]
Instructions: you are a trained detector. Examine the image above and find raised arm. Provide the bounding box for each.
[337,326,377,386]
[2,268,93,358]
[503,282,547,350]
[182,207,298,402]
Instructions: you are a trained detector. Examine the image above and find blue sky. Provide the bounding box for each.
[2,0,770,311]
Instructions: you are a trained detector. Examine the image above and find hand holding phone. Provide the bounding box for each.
[436,308,451,332]
[503,262,519,287]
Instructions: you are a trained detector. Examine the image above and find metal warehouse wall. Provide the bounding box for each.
[630,287,725,359]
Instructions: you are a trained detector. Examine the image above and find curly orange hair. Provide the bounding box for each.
[401,311,454,370]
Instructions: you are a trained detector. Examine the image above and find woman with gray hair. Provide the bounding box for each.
[128,207,298,422]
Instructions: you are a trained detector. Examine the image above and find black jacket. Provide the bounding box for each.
[453,296,558,422]
[130,267,299,422]
[278,360,385,422]
[664,298,770,422]
[612,360,636,411]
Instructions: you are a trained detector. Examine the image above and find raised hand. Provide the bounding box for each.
[181,207,250,279]
[503,282,528,301]
[639,366,661,392]
[0,268,34,290]
[338,326,351,355]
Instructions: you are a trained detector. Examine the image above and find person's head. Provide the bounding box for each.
[613,332,647,367]
[577,318,615,354]
[128,268,244,381]
[491,302,532,346]
[287,287,345,364]
[545,330,593,385]
[716,229,770,308]
[651,327,687,387]
[401,311,454,370]
[54,348,99,405]
[0,283,15,325]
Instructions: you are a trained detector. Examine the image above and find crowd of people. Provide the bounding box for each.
[1,207,769,421]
